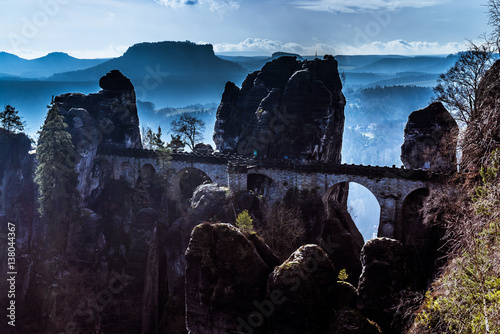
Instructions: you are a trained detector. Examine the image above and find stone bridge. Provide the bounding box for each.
[96,146,447,240]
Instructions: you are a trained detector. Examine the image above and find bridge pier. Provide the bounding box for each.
[377,195,400,239]
[228,164,248,194]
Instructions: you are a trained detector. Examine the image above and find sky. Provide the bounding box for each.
[0,0,492,59]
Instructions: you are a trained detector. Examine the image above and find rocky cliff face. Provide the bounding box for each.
[214,55,346,162]
[54,70,142,201]
[0,130,36,328]
[185,223,272,334]
[357,238,409,334]
[401,101,458,172]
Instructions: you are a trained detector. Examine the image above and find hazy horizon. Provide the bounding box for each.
[0,0,489,60]
[1,45,459,60]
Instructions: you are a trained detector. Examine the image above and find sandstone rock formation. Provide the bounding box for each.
[185,223,272,334]
[54,70,142,202]
[267,244,338,334]
[0,130,36,327]
[357,238,409,334]
[193,143,214,154]
[401,101,458,172]
[214,55,346,163]
[165,184,264,333]
[0,129,34,222]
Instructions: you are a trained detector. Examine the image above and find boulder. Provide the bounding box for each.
[193,143,214,154]
[401,101,458,172]
[99,69,134,92]
[214,55,345,163]
[337,281,358,310]
[267,244,338,334]
[189,183,230,223]
[357,238,409,334]
[185,223,272,334]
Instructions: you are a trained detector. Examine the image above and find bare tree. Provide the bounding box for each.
[170,114,205,151]
[258,204,305,261]
[433,42,495,124]
[488,0,500,51]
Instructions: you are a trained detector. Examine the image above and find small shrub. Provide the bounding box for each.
[236,210,254,233]
[338,269,349,281]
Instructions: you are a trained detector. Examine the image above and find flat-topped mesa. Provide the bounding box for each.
[401,102,458,172]
[214,55,346,163]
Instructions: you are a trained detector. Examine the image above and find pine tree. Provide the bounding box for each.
[35,102,78,249]
[143,126,165,149]
[0,105,24,133]
[153,126,165,149]
[167,134,185,153]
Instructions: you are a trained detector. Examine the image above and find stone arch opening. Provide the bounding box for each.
[247,173,279,202]
[323,181,381,242]
[140,164,156,180]
[171,167,212,204]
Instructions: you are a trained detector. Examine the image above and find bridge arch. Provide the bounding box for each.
[170,167,213,205]
[323,181,381,241]
[140,163,156,180]
[247,173,280,203]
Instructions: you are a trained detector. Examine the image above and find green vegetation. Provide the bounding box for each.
[0,104,24,133]
[143,125,165,150]
[235,210,254,233]
[338,269,349,281]
[411,151,500,333]
[167,134,185,152]
[34,101,78,250]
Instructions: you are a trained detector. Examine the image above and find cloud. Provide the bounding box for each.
[339,39,467,55]
[155,0,198,7]
[213,38,340,55]
[294,0,449,13]
[105,12,116,22]
[206,0,240,11]
[213,38,467,56]
[155,0,239,11]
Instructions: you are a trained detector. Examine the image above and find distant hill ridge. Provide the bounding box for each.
[0,51,108,78]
